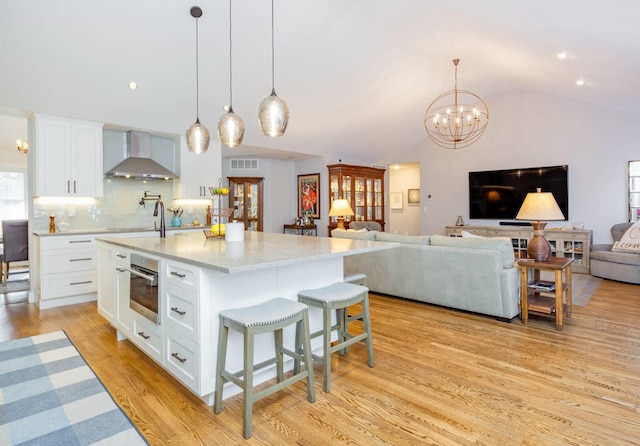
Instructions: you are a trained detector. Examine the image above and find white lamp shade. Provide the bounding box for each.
[329,199,354,217]
[217,109,245,148]
[185,120,210,154]
[516,189,565,221]
[258,90,289,137]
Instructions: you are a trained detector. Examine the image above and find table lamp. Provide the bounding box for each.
[515,188,565,261]
[329,199,354,230]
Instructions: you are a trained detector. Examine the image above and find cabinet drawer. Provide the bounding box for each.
[165,284,198,342]
[42,247,97,274]
[113,249,130,265]
[43,235,97,250]
[41,270,97,299]
[132,315,163,363]
[163,261,198,292]
[165,330,199,391]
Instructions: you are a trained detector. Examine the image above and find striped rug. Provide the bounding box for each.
[0,331,148,445]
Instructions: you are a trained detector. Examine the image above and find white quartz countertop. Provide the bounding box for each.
[34,226,205,237]
[97,231,397,274]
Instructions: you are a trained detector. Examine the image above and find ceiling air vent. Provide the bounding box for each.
[230,159,259,170]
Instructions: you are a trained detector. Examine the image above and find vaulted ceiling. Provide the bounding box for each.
[1,1,639,165]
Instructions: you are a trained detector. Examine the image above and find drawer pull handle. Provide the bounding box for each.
[170,271,186,278]
[70,258,92,262]
[70,280,92,286]
[171,352,187,363]
[171,307,186,316]
[70,240,92,244]
[116,254,127,258]
[137,331,150,340]
[116,267,126,272]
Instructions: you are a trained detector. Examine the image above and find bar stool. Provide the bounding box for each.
[344,272,367,286]
[297,282,374,392]
[214,298,315,439]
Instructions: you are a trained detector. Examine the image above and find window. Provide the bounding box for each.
[0,170,28,235]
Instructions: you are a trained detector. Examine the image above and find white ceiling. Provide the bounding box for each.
[2,1,639,165]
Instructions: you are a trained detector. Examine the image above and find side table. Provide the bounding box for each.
[518,257,573,331]
[283,224,317,236]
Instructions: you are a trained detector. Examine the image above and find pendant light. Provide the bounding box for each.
[258,0,289,137]
[185,6,210,154]
[218,0,244,148]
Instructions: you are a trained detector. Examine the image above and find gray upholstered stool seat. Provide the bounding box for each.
[214,297,315,439]
[297,282,374,392]
[344,272,367,286]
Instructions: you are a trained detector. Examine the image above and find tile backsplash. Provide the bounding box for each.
[32,178,212,232]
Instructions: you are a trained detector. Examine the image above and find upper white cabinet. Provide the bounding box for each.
[173,136,222,199]
[33,113,103,197]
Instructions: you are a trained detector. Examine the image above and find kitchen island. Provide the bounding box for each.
[97,231,395,404]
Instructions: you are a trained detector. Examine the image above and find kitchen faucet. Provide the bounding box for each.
[153,195,166,238]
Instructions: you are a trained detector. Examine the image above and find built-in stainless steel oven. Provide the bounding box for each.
[129,253,159,324]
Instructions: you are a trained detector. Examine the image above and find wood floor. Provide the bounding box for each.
[1,279,639,445]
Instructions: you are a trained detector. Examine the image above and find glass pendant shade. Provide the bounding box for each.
[258,88,289,137]
[218,107,245,148]
[186,119,210,154]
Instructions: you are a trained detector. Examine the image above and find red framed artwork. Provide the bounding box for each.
[298,173,320,218]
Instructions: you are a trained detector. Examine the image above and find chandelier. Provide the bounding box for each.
[424,59,489,149]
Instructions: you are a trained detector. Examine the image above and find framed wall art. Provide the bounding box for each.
[408,188,420,205]
[298,173,320,218]
[390,191,403,210]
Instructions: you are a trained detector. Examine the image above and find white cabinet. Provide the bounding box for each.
[33,113,103,197]
[97,246,116,323]
[35,234,99,309]
[173,137,222,199]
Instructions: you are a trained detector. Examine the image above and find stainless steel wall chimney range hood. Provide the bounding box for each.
[105,130,178,180]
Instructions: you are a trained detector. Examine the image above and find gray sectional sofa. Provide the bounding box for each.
[332,229,521,319]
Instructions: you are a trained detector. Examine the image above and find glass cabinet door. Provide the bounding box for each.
[630,161,640,222]
[228,177,264,231]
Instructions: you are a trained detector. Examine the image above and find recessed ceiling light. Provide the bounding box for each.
[576,79,586,86]
[128,81,138,90]
[557,52,569,60]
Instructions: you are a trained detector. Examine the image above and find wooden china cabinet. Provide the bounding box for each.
[228,177,264,231]
[328,164,386,232]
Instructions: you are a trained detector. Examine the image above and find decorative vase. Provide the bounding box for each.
[455,216,464,226]
[172,216,182,227]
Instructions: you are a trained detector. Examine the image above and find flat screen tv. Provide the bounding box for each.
[469,165,568,220]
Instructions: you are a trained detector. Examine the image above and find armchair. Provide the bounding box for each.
[590,222,640,284]
[0,220,29,284]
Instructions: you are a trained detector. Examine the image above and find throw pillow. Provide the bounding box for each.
[612,221,640,253]
[347,228,368,232]
[461,230,483,238]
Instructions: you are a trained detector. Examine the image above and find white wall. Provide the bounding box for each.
[393,90,636,244]
[388,163,420,235]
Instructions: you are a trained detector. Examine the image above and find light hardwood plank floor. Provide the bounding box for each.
[1,279,639,445]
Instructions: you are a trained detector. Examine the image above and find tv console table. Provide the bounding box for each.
[445,225,592,274]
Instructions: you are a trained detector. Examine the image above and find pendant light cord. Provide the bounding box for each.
[271,0,275,91]
[228,0,233,109]
[195,15,200,120]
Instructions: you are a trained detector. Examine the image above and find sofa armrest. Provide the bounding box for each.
[591,243,613,252]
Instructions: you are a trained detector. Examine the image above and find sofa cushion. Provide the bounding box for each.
[430,234,515,269]
[331,228,377,241]
[611,221,640,253]
[590,249,640,266]
[375,232,430,245]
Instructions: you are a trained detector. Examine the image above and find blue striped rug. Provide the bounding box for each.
[0,331,148,445]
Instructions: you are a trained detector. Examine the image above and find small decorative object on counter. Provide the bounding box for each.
[172,216,182,227]
[49,215,56,233]
[455,215,465,226]
[206,205,212,226]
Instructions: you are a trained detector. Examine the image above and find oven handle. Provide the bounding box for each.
[124,266,156,283]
